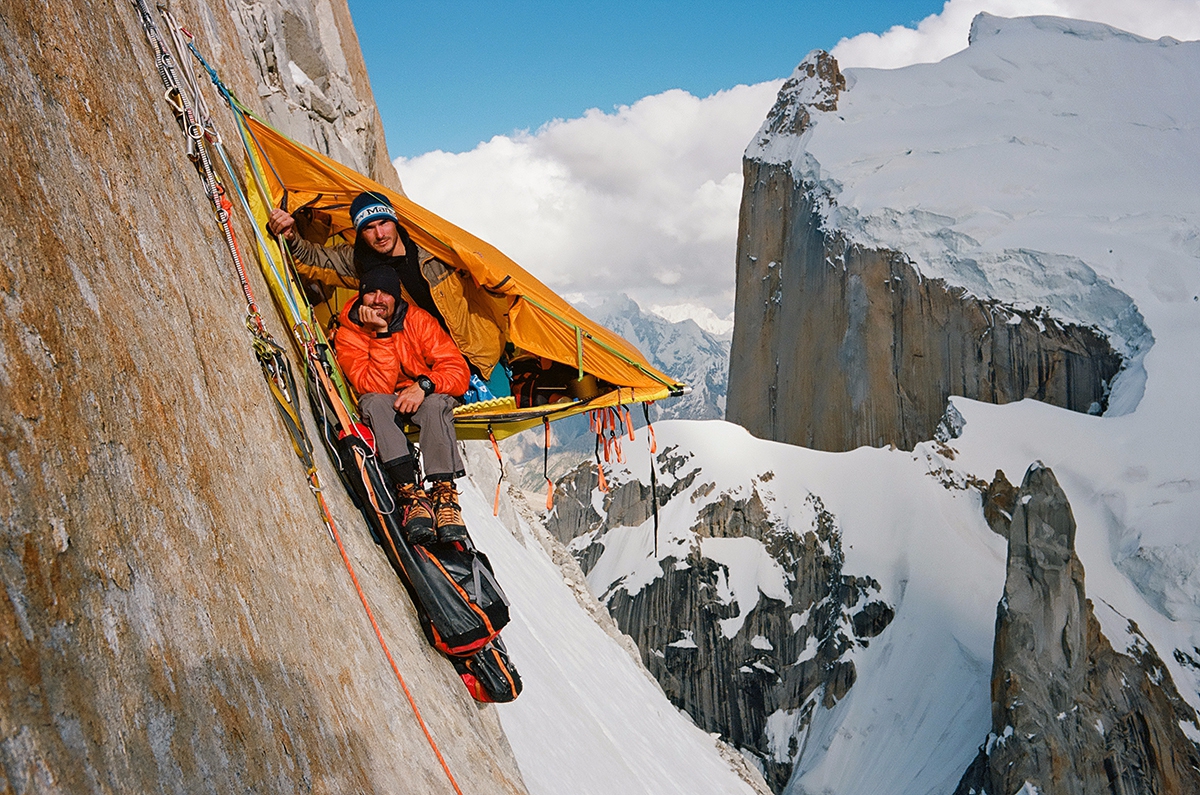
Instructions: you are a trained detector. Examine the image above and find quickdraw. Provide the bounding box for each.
[131,0,267,340]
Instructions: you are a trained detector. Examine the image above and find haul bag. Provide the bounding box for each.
[410,542,510,656]
[335,434,510,656]
[453,637,523,703]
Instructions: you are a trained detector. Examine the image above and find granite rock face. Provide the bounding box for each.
[727,52,1124,453]
[0,1,522,792]
[227,0,402,191]
[548,451,893,793]
[955,464,1200,795]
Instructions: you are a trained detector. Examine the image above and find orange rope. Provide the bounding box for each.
[488,427,503,516]
[309,471,464,795]
[645,401,657,454]
[543,417,555,511]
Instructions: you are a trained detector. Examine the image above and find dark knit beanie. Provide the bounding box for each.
[349,191,398,231]
[359,266,403,303]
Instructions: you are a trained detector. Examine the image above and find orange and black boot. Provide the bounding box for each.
[397,482,437,546]
[430,480,468,543]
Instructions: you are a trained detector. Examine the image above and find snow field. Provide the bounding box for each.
[454,471,763,795]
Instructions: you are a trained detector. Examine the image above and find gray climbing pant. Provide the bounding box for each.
[358,391,464,480]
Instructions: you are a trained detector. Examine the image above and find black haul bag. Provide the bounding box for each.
[335,434,510,656]
[453,637,523,703]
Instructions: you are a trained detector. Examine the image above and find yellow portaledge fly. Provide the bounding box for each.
[237,111,687,441]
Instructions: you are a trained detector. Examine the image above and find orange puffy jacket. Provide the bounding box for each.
[335,298,470,398]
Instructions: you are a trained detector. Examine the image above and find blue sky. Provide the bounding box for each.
[347,1,947,157]
[345,1,1200,324]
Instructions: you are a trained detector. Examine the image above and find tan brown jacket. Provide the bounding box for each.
[289,237,508,378]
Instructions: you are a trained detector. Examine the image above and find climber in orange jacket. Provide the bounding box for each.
[336,265,471,545]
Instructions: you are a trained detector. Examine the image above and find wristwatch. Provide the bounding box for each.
[416,375,435,396]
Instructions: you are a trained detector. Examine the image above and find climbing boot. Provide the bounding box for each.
[397,483,437,546]
[430,480,468,543]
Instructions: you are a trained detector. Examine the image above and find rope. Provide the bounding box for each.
[310,468,464,795]
[130,8,464,792]
[488,426,503,516]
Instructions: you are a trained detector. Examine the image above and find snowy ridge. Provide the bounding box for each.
[456,445,767,795]
[545,24,1200,788]
[747,13,1200,410]
[566,419,1006,793]
[741,15,1200,649]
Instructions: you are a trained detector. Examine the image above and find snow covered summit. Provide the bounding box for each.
[755,13,1199,413]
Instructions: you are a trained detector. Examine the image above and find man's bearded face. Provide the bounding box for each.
[360,218,399,255]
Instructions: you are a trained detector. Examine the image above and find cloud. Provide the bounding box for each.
[831,0,1200,69]
[394,83,780,318]
[395,1,1200,323]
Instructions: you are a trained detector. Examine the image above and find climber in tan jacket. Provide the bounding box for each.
[267,191,507,379]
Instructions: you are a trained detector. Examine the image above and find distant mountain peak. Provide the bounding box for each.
[968,12,1165,46]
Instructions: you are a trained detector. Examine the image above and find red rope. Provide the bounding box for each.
[311,474,464,795]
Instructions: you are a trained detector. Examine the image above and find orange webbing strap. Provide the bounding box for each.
[488,426,503,516]
[608,407,625,465]
[614,410,626,465]
[643,402,659,557]
[308,466,464,795]
[593,421,609,493]
[543,417,555,511]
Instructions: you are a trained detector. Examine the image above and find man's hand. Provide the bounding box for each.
[393,382,426,414]
[357,304,389,334]
[266,208,298,242]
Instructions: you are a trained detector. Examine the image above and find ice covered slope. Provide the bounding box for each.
[566,406,1200,794]
[750,13,1200,415]
[456,446,767,795]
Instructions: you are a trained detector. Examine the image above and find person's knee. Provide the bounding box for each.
[358,392,396,422]
[422,393,456,414]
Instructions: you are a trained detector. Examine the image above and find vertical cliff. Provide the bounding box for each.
[956,464,1200,795]
[226,0,401,192]
[0,1,521,791]
[548,447,893,793]
[727,50,1130,453]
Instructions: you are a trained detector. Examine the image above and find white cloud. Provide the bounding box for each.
[394,83,781,318]
[832,0,1200,68]
[395,1,1200,323]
